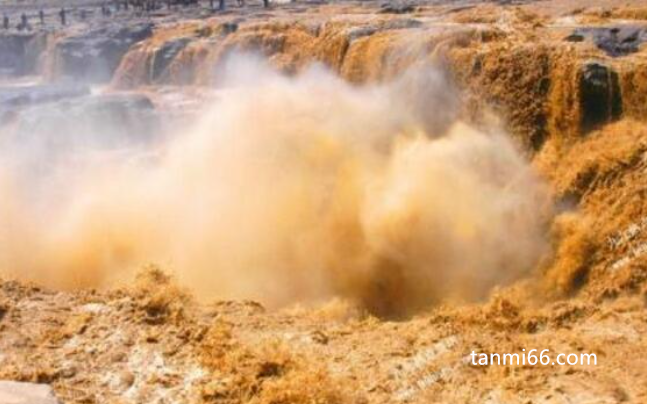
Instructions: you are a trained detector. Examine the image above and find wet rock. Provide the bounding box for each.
[151,37,192,81]
[0,33,47,77]
[379,2,415,14]
[0,34,31,76]
[0,84,89,109]
[381,19,423,30]
[221,22,239,35]
[10,93,159,147]
[347,19,422,41]
[0,381,61,404]
[564,33,585,43]
[1,93,160,185]
[0,84,89,127]
[567,26,647,57]
[51,23,153,83]
[579,61,622,133]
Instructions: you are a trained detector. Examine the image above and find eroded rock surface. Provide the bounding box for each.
[567,25,647,57]
[0,33,47,76]
[49,23,153,83]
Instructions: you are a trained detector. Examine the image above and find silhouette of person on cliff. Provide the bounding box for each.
[262,0,269,7]
[219,0,225,10]
[2,14,8,30]
[18,13,29,31]
[39,10,44,25]
[59,8,66,26]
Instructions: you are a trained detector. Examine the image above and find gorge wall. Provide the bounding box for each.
[3,4,642,148]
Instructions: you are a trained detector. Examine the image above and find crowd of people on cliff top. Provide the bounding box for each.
[2,8,66,31]
[1,0,269,31]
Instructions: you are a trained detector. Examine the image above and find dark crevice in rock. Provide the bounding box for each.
[579,61,622,134]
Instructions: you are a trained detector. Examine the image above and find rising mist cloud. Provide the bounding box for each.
[0,54,552,317]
